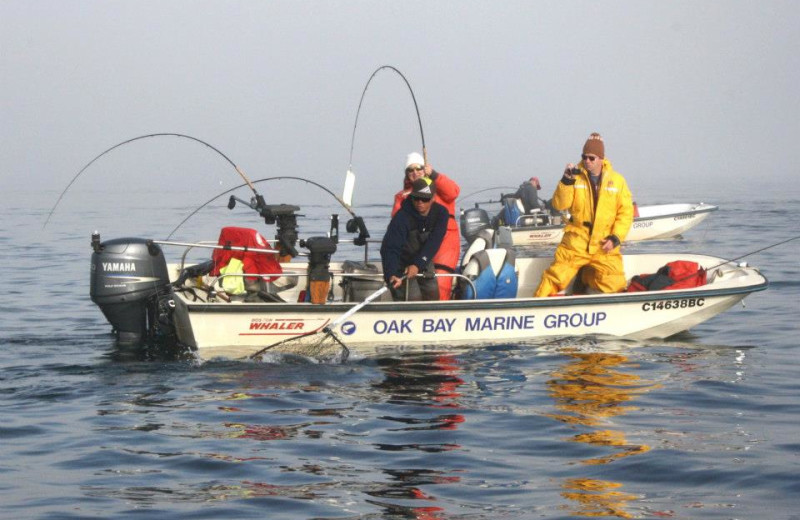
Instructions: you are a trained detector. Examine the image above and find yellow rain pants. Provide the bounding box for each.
[535,246,626,296]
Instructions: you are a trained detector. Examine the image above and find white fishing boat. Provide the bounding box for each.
[89,201,766,361]
[465,202,718,247]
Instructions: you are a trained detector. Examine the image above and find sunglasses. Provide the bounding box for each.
[581,155,599,162]
[410,196,432,203]
[406,166,424,173]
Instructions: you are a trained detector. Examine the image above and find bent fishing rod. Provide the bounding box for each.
[348,65,427,170]
[44,132,264,229]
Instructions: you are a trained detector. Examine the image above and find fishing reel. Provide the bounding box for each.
[345,216,370,246]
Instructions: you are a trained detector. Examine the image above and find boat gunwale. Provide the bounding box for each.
[631,203,718,221]
[508,203,718,233]
[178,277,768,314]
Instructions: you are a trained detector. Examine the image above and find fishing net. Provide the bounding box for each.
[248,279,392,364]
[249,330,350,363]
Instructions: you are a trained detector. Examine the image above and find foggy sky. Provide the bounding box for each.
[3,0,799,211]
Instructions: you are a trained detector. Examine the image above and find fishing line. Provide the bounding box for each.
[348,65,427,170]
[166,176,356,239]
[459,186,517,202]
[44,133,259,229]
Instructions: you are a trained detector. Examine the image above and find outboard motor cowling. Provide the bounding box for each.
[460,206,491,242]
[90,236,172,344]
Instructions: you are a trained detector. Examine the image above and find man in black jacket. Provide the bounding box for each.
[380,177,449,301]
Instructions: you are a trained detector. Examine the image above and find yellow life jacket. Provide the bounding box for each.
[219,258,246,295]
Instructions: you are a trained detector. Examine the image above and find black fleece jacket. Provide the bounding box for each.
[380,198,449,283]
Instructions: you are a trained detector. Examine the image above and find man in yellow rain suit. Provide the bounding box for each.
[535,133,633,297]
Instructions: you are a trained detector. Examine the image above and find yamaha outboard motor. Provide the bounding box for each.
[90,234,173,344]
[460,205,491,242]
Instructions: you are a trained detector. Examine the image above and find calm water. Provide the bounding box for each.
[1,185,798,520]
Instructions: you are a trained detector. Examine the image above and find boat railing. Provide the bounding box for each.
[514,210,559,228]
[207,270,304,290]
[177,241,218,271]
[705,262,753,285]
[197,270,479,302]
[436,273,478,300]
[157,239,284,273]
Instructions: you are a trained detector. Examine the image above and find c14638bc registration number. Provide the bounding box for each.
[642,298,705,311]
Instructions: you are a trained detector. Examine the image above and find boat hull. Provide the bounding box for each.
[176,290,752,359]
[168,252,765,360]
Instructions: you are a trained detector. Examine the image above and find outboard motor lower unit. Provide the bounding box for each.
[90,235,173,344]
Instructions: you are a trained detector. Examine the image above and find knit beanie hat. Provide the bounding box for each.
[405,152,425,170]
[582,132,605,159]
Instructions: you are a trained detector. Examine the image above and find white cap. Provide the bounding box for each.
[405,152,425,169]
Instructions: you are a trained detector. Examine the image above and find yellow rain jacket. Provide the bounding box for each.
[535,159,633,296]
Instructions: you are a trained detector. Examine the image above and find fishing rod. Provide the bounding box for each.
[650,234,800,288]
[711,234,800,270]
[44,132,262,229]
[348,65,427,170]
[165,176,365,240]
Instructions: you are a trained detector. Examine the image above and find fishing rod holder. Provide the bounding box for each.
[329,214,339,243]
[252,197,301,257]
[228,193,301,258]
[300,236,337,304]
[91,231,102,253]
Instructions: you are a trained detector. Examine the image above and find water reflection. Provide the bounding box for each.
[367,353,467,517]
[365,468,460,519]
[546,349,657,518]
[373,353,466,433]
[561,478,638,519]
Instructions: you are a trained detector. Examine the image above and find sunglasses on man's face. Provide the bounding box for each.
[406,166,424,174]
[581,155,599,162]
[410,196,431,203]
